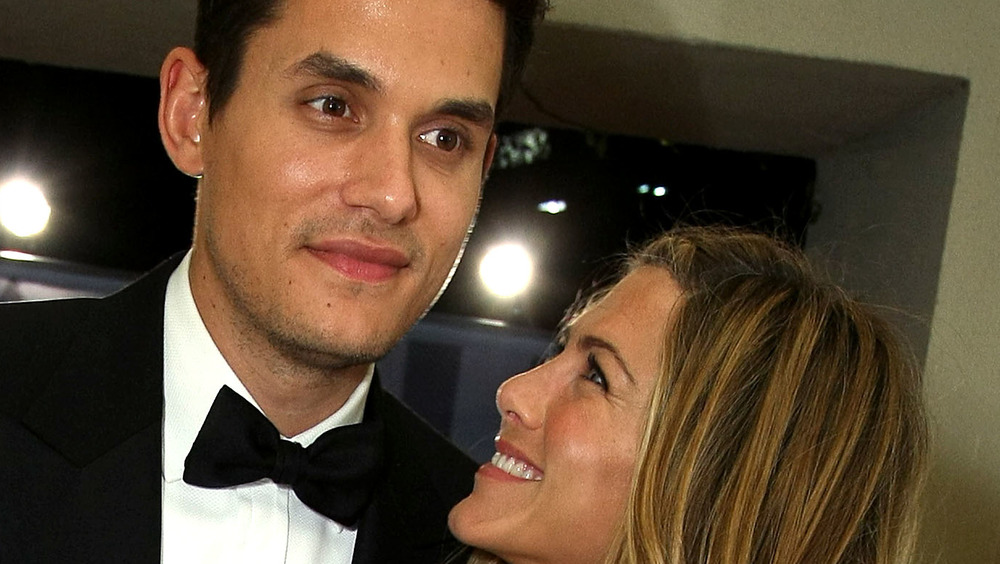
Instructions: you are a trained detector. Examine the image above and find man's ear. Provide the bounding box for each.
[481,132,498,179]
[158,47,208,178]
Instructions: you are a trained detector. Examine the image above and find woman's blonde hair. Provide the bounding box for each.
[604,226,927,564]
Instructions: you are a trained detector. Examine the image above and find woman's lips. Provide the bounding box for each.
[309,240,410,283]
[481,438,544,482]
[488,452,543,481]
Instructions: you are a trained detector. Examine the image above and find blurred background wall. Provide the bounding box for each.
[547,2,998,560]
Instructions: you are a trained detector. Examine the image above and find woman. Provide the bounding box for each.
[448,226,927,563]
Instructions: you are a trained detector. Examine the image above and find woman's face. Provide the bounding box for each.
[448,267,683,563]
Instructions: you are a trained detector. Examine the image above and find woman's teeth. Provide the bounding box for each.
[491,452,543,481]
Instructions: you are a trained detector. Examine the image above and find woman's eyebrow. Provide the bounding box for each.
[576,334,637,386]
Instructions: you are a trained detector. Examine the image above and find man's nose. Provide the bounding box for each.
[340,127,418,224]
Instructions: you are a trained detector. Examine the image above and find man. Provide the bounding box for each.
[0,0,546,561]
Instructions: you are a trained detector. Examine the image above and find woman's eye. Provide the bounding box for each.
[583,354,608,391]
[306,96,353,119]
[418,128,462,152]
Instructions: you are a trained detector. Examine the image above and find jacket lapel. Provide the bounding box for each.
[352,384,475,563]
[19,257,179,562]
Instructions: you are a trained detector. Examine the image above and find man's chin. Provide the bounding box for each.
[266,327,395,372]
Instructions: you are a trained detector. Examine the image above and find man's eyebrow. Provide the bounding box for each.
[287,52,383,93]
[433,99,496,128]
[287,53,494,127]
[576,333,638,386]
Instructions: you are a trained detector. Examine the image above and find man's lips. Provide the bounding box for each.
[308,240,410,283]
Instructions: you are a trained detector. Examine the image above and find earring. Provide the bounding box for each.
[189,132,203,178]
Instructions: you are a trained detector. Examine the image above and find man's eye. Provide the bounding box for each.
[418,129,462,152]
[306,96,353,119]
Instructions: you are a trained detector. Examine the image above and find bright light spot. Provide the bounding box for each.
[479,243,533,298]
[0,250,40,262]
[637,184,651,195]
[537,200,567,215]
[0,178,51,237]
[653,186,668,197]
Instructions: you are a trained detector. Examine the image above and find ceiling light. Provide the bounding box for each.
[537,200,567,214]
[479,243,533,298]
[0,178,51,237]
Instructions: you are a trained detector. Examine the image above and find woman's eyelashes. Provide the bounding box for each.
[542,337,609,392]
[583,353,609,391]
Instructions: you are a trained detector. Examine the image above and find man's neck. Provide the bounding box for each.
[231,355,369,437]
[186,250,373,437]
[189,297,370,437]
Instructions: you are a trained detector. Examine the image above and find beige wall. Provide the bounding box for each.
[548,1,1000,560]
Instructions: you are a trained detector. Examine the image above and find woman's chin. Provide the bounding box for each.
[448,494,512,559]
[446,498,470,542]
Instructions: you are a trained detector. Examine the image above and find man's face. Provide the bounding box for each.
[190,0,505,369]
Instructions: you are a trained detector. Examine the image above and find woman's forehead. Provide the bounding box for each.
[568,269,681,363]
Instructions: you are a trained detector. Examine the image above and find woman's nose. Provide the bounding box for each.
[496,364,548,431]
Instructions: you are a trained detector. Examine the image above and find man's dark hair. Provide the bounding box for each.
[194,0,548,122]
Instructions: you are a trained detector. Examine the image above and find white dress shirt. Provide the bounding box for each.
[161,253,373,563]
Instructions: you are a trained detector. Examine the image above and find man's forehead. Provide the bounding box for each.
[266,0,505,35]
[250,0,505,73]
[240,0,504,107]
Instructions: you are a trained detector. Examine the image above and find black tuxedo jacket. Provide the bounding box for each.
[0,258,476,563]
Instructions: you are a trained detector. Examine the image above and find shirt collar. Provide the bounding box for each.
[162,251,374,483]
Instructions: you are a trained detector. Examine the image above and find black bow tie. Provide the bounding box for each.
[183,385,384,527]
